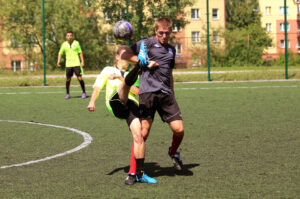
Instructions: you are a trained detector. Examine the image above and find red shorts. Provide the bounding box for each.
[139,91,182,123]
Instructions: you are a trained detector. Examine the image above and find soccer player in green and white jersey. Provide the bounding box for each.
[87,46,157,185]
[57,31,86,99]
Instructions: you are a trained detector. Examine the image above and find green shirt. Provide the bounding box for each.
[59,40,82,67]
[93,66,139,116]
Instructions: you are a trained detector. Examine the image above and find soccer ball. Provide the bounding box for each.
[113,20,133,40]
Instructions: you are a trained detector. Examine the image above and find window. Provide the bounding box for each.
[175,43,182,54]
[280,6,289,15]
[212,31,219,43]
[265,7,271,15]
[212,9,219,20]
[266,23,272,32]
[104,12,111,21]
[268,43,273,48]
[192,32,200,43]
[10,38,21,47]
[280,40,290,48]
[173,25,182,32]
[298,4,300,14]
[106,34,115,44]
[191,9,199,20]
[280,23,290,31]
[11,60,21,72]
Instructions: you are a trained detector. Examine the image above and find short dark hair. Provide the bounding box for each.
[155,18,172,31]
[114,45,128,65]
[66,30,73,35]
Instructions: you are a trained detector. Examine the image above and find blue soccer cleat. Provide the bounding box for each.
[137,41,150,67]
[136,173,157,184]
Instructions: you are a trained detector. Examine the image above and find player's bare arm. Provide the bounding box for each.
[80,52,85,67]
[57,54,62,67]
[87,87,100,111]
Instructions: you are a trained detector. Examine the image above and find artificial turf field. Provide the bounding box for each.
[0,81,299,199]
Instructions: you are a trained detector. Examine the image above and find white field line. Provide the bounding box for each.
[4,69,300,79]
[177,85,298,90]
[0,120,93,169]
[0,85,298,95]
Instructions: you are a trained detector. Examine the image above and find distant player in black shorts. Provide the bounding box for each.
[121,18,185,176]
[57,31,86,99]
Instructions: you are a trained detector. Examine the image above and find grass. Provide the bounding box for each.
[1,66,300,87]
[0,81,299,198]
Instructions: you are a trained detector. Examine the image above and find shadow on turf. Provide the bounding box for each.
[71,95,90,99]
[106,162,199,177]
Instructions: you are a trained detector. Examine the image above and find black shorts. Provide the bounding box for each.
[109,93,140,126]
[139,91,182,123]
[66,66,82,78]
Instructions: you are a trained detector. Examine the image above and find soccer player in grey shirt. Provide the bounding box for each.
[121,17,185,182]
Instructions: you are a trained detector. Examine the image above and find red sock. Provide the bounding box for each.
[170,132,184,156]
[128,142,136,174]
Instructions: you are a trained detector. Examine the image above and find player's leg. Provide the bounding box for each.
[125,105,156,185]
[65,67,73,99]
[168,120,184,170]
[124,63,141,87]
[130,118,156,184]
[116,82,131,104]
[116,61,141,105]
[129,118,145,172]
[139,92,156,141]
[127,141,136,174]
[126,118,152,184]
[157,93,184,170]
[74,66,86,98]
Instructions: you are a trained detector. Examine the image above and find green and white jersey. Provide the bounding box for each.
[58,40,82,67]
[93,66,139,116]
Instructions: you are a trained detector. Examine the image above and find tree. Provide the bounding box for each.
[226,0,260,30]
[100,0,193,41]
[223,0,272,66]
[0,0,193,69]
[0,0,110,70]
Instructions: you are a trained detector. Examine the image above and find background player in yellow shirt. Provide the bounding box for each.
[57,31,86,99]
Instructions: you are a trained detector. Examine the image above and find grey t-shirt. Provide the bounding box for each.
[131,36,176,94]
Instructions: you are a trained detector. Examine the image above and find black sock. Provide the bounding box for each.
[136,158,145,179]
[125,63,141,86]
[66,81,71,94]
[79,80,85,93]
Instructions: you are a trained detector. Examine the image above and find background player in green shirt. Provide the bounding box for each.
[57,31,86,99]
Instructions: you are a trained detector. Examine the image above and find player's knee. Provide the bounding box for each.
[133,133,144,145]
[170,120,184,134]
[141,127,150,141]
[172,125,184,135]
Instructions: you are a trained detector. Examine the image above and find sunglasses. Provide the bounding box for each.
[157,31,171,36]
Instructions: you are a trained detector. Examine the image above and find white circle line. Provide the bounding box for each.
[0,120,93,169]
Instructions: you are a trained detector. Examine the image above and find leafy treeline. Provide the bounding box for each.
[217,0,272,66]
[0,0,192,70]
[0,0,110,70]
